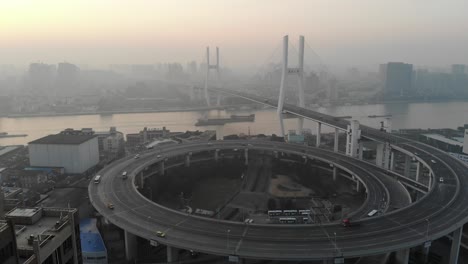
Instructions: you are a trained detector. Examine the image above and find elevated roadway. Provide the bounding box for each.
[89,135,468,261]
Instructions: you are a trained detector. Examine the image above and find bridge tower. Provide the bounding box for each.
[277,35,306,137]
[204,46,221,106]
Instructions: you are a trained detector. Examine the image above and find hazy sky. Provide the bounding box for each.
[1,0,467,71]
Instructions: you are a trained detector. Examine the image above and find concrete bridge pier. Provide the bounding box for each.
[345,120,360,158]
[166,246,179,263]
[185,154,191,167]
[415,162,421,182]
[449,226,463,264]
[358,142,364,160]
[298,117,304,135]
[215,149,220,161]
[244,148,248,165]
[428,172,433,189]
[356,180,361,193]
[376,142,391,170]
[316,122,322,147]
[333,167,337,181]
[390,151,395,171]
[124,230,138,262]
[404,155,412,177]
[421,243,431,263]
[159,161,165,175]
[139,172,144,189]
[334,128,339,152]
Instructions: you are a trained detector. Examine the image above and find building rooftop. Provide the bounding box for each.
[422,134,464,147]
[1,187,22,199]
[7,207,39,218]
[6,207,77,251]
[80,218,106,253]
[29,134,96,145]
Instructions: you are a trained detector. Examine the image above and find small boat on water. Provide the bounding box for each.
[195,114,255,126]
[0,132,28,138]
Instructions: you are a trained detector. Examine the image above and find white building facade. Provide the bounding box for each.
[29,135,99,174]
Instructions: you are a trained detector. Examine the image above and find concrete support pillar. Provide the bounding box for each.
[204,47,211,106]
[216,126,224,140]
[185,154,191,167]
[390,151,395,171]
[376,143,391,170]
[395,248,410,264]
[297,118,304,135]
[333,167,337,182]
[449,226,463,264]
[334,128,339,152]
[358,142,364,160]
[422,244,430,264]
[159,161,165,175]
[356,180,361,193]
[276,35,288,138]
[278,112,286,138]
[215,149,219,161]
[124,230,138,262]
[139,172,144,189]
[416,162,421,182]
[345,120,361,157]
[404,155,412,177]
[244,148,248,165]
[167,245,179,263]
[274,151,279,158]
[316,122,322,147]
[428,172,433,189]
[216,93,221,106]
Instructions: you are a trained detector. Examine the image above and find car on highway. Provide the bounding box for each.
[134,154,140,159]
[122,171,128,180]
[156,231,166,238]
[94,175,101,184]
[107,203,114,210]
[431,159,437,164]
[439,177,444,183]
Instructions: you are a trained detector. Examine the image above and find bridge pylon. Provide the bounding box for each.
[204,46,221,106]
[277,35,306,137]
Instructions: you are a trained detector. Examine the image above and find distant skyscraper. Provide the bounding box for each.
[451,64,467,93]
[28,63,55,91]
[187,61,197,75]
[381,62,413,98]
[56,62,80,90]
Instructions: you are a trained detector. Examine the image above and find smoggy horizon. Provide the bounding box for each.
[1,0,468,71]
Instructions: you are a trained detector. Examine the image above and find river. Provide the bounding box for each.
[1,100,468,146]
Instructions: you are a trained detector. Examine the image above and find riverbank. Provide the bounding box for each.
[3,106,228,118]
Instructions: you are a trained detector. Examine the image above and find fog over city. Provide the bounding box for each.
[1,1,468,264]
[1,0,468,70]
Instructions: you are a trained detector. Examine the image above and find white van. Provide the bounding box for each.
[94,175,101,184]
